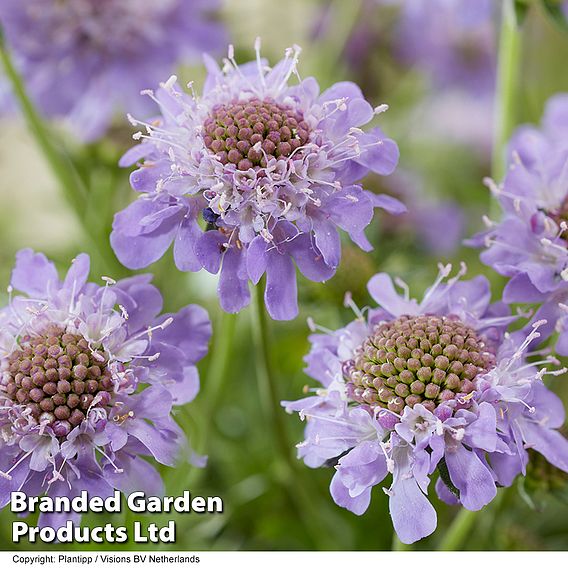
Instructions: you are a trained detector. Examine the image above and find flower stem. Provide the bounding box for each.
[0,26,118,273]
[392,533,412,551]
[438,507,477,551]
[203,310,238,418]
[492,0,523,182]
[0,27,87,211]
[250,283,292,462]
[250,284,341,549]
[187,310,237,485]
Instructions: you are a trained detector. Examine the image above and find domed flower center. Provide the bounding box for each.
[343,315,496,414]
[3,324,114,437]
[202,97,310,170]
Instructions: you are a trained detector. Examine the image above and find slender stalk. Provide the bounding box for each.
[0,28,87,211]
[186,310,237,486]
[0,28,119,274]
[392,534,412,551]
[250,284,293,463]
[438,3,524,553]
[203,310,238,420]
[438,508,477,551]
[250,284,342,549]
[492,0,523,182]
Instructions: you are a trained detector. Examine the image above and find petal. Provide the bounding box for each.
[195,231,227,274]
[119,144,154,168]
[435,477,459,506]
[62,253,90,296]
[503,273,546,303]
[126,419,180,467]
[489,451,525,487]
[290,234,336,282]
[218,247,251,314]
[529,381,565,429]
[370,193,407,215]
[330,471,371,515]
[336,440,388,496]
[311,217,341,269]
[246,236,269,285]
[104,453,164,497]
[355,129,400,176]
[113,277,164,334]
[464,402,498,452]
[264,252,298,320]
[110,200,181,269]
[389,471,437,544]
[11,249,59,298]
[174,215,203,272]
[522,421,568,473]
[154,304,212,365]
[445,444,496,510]
[367,273,418,316]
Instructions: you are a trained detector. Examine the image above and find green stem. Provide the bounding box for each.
[250,284,340,549]
[202,310,238,420]
[0,28,120,274]
[438,508,477,551]
[492,0,524,182]
[250,284,293,464]
[187,310,237,486]
[0,28,87,211]
[392,534,412,551]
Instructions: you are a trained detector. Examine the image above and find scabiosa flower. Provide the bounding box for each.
[0,0,226,141]
[283,265,568,543]
[472,94,568,353]
[110,41,402,320]
[396,0,496,95]
[0,249,211,528]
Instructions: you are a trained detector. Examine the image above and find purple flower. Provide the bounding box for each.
[383,170,465,256]
[0,0,226,141]
[0,249,211,528]
[283,265,568,543]
[111,41,403,321]
[396,0,496,95]
[472,94,568,353]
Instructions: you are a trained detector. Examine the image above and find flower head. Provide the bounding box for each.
[0,249,211,527]
[111,41,403,320]
[472,94,568,353]
[396,0,496,94]
[283,265,568,543]
[0,0,226,140]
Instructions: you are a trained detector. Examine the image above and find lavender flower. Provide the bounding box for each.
[0,0,226,141]
[0,249,211,528]
[283,265,568,543]
[396,0,496,95]
[473,94,568,353]
[382,170,465,256]
[110,41,403,320]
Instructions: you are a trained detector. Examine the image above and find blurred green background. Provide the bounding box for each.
[1,0,568,551]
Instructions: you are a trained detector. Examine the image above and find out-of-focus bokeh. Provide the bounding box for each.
[1,0,568,551]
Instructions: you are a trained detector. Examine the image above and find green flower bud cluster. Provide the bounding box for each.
[343,314,496,413]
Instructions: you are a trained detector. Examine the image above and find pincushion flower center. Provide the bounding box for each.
[343,314,496,414]
[202,97,310,170]
[3,324,114,437]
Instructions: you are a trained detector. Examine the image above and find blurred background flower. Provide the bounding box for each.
[0,0,226,141]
